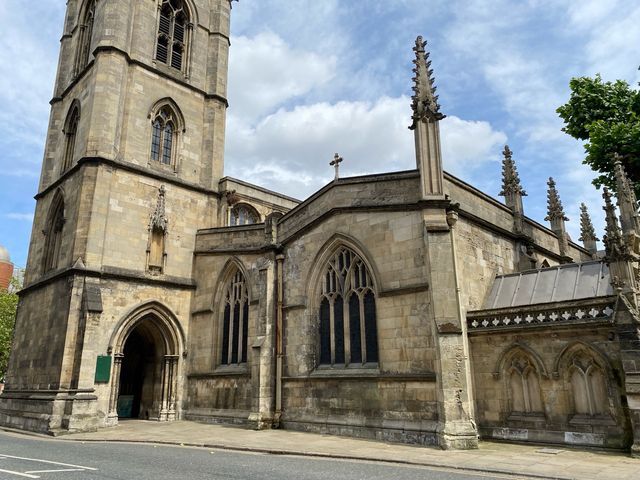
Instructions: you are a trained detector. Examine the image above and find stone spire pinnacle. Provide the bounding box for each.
[150,185,168,232]
[410,36,445,130]
[578,203,599,255]
[603,187,625,261]
[500,145,527,222]
[545,177,570,259]
[499,145,526,198]
[409,36,445,199]
[545,177,568,224]
[613,155,640,235]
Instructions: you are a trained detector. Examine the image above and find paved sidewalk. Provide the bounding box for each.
[60,421,637,479]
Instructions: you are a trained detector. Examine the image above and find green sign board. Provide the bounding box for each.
[94,355,112,383]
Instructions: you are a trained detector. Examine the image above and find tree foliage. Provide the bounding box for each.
[0,279,19,380]
[557,74,640,196]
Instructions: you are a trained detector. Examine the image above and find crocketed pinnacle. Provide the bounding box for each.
[613,156,640,233]
[499,145,527,197]
[578,203,599,242]
[410,36,445,129]
[150,185,168,232]
[614,156,638,203]
[545,177,568,222]
[602,187,626,260]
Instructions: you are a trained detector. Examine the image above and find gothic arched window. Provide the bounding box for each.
[569,352,609,416]
[43,194,65,272]
[319,248,378,366]
[230,204,260,226]
[62,104,80,173]
[150,106,177,165]
[507,354,543,414]
[156,0,189,71]
[220,270,249,365]
[74,0,96,76]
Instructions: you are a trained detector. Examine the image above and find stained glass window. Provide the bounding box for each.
[318,248,378,366]
[220,270,249,366]
[150,106,177,166]
[230,204,260,226]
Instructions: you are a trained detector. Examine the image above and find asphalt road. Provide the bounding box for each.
[0,431,515,480]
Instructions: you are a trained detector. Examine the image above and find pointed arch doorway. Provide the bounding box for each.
[108,303,184,424]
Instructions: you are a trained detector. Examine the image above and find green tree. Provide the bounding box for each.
[0,279,19,380]
[557,74,640,196]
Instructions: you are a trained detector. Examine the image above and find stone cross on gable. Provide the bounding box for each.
[330,153,343,181]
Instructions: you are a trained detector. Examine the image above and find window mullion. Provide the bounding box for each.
[521,373,530,413]
[359,293,366,364]
[227,300,235,365]
[343,294,351,365]
[237,300,244,364]
[167,14,174,67]
[585,369,595,416]
[329,297,335,365]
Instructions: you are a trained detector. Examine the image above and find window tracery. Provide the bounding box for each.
[150,106,177,166]
[220,270,249,365]
[569,352,608,416]
[507,354,543,413]
[62,105,80,173]
[43,194,65,272]
[229,204,260,226]
[156,0,189,72]
[319,247,378,366]
[74,0,96,76]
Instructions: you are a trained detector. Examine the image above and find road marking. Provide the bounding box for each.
[0,454,96,471]
[25,469,86,474]
[0,468,39,478]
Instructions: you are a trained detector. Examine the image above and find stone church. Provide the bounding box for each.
[2,0,639,455]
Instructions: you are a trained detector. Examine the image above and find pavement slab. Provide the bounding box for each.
[19,420,640,480]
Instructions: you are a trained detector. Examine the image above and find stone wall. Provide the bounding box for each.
[469,314,629,448]
[187,218,283,425]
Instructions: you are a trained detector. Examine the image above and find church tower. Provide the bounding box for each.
[0,0,233,434]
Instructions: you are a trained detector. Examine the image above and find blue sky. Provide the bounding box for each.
[1,0,639,268]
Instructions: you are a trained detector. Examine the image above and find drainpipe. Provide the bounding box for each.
[446,208,476,422]
[274,253,285,427]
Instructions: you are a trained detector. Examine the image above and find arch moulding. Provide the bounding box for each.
[305,232,382,307]
[108,300,186,356]
[492,342,549,380]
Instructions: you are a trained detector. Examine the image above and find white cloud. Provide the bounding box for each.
[228,32,337,121]
[576,4,640,82]
[226,95,506,199]
[567,0,619,29]
[440,116,507,175]
[0,1,62,175]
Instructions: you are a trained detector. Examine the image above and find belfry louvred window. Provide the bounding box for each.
[150,106,177,165]
[74,0,96,76]
[319,248,379,366]
[156,0,188,71]
[221,270,249,365]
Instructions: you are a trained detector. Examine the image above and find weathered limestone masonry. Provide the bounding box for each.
[606,160,640,456]
[0,0,234,433]
[184,38,590,447]
[467,162,640,454]
[4,0,639,456]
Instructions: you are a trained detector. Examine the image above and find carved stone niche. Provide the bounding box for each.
[567,352,614,424]
[506,354,545,423]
